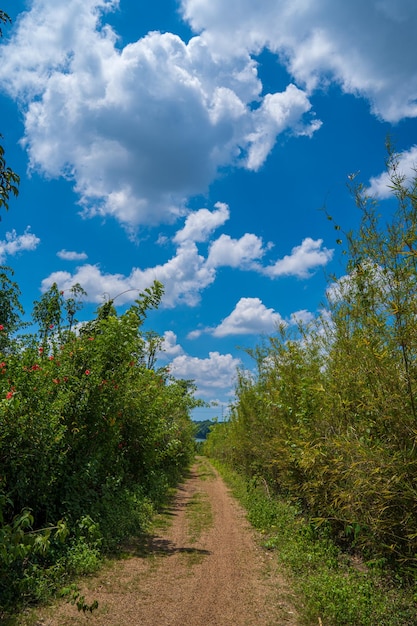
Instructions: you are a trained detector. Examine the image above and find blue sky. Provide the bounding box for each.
[1,0,417,420]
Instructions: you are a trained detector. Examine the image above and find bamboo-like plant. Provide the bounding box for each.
[207,146,417,573]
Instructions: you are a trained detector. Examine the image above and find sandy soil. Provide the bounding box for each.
[29,458,298,625]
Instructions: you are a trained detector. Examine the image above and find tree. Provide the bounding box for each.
[0,266,24,352]
[0,11,20,217]
[0,9,11,37]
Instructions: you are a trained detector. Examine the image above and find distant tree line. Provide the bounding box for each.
[193,419,216,440]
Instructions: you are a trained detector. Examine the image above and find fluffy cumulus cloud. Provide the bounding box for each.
[41,243,216,307]
[0,228,40,263]
[0,0,320,230]
[1,0,415,235]
[174,202,230,244]
[40,205,333,306]
[181,0,417,123]
[212,297,284,337]
[169,351,241,396]
[189,298,315,338]
[263,237,333,278]
[207,233,267,269]
[245,86,322,170]
[159,331,184,359]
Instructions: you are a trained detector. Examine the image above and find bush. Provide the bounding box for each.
[0,280,198,615]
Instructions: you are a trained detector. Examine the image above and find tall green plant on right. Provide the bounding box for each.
[311,148,417,565]
[208,147,417,572]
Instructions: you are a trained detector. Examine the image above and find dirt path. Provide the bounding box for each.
[30,458,298,625]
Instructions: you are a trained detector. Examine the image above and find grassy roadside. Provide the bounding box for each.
[209,458,417,626]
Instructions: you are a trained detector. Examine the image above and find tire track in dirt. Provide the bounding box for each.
[30,458,298,625]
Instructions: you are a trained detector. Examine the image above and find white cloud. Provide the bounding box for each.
[41,241,216,307]
[174,202,229,244]
[245,85,322,171]
[0,0,319,229]
[213,297,284,337]
[263,237,333,278]
[368,146,417,198]
[57,249,88,261]
[189,299,315,339]
[187,328,204,340]
[41,265,131,304]
[181,0,417,123]
[40,206,332,306]
[289,309,315,326]
[159,330,184,359]
[169,351,241,395]
[0,228,40,263]
[207,233,267,268]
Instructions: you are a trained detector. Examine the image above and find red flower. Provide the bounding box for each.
[85,370,90,375]
[88,337,94,341]
[6,391,14,400]
[0,325,4,331]
[39,347,44,354]
[32,364,41,371]
[49,324,54,329]
[48,356,54,360]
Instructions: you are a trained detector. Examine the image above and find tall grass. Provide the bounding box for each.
[205,150,417,597]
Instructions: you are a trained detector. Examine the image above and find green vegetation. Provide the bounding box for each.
[0,277,198,619]
[0,11,20,218]
[193,419,216,440]
[205,148,417,623]
[213,460,416,626]
[186,491,212,542]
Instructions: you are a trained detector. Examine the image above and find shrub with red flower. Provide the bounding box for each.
[6,388,15,400]
[0,277,199,610]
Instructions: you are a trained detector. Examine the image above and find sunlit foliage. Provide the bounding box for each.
[0,280,198,613]
[206,147,417,576]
